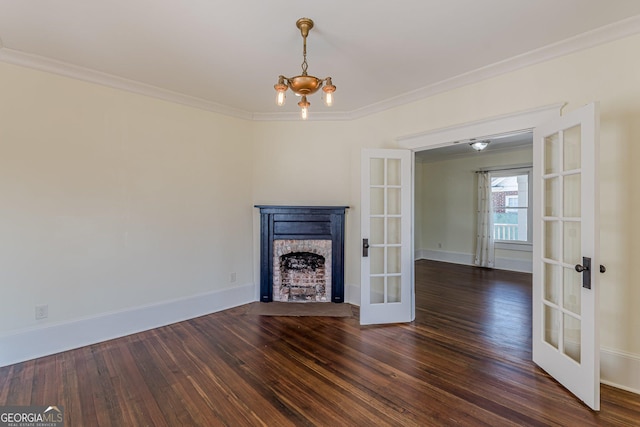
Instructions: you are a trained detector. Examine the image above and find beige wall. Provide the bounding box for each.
[0,62,254,333]
[0,30,638,370]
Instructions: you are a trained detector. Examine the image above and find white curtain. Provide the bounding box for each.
[474,172,495,268]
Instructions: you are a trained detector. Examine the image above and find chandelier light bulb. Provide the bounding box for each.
[299,96,310,120]
[324,91,333,107]
[324,92,333,107]
[274,77,287,106]
[322,77,335,107]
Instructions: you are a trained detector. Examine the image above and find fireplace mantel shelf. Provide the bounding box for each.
[255,205,349,303]
[254,205,349,212]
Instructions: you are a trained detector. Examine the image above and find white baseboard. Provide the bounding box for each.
[415,249,532,273]
[415,248,473,266]
[0,283,255,368]
[601,347,640,395]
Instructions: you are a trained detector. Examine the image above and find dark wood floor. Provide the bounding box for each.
[1,260,639,426]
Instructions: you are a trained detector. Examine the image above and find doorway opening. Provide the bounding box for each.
[414,130,534,274]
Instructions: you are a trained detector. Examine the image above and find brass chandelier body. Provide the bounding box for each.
[274,18,335,119]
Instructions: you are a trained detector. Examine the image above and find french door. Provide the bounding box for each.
[360,103,600,409]
[360,149,413,325]
[532,102,600,410]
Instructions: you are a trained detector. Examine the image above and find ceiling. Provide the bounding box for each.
[1,1,640,120]
[415,131,532,163]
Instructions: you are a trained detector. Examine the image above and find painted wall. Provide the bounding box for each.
[0,63,255,339]
[415,147,533,272]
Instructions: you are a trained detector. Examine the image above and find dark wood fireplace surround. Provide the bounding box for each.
[255,205,348,302]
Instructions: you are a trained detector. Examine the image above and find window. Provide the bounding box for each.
[490,168,532,246]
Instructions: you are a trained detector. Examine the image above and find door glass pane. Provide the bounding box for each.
[370,217,384,245]
[544,305,560,349]
[387,188,401,215]
[563,221,581,265]
[370,158,384,186]
[564,174,581,217]
[545,133,560,174]
[563,314,581,363]
[563,125,581,171]
[544,177,560,217]
[387,217,401,244]
[544,263,561,305]
[387,159,401,186]
[387,246,401,274]
[370,276,384,304]
[388,276,401,303]
[544,220,561,261]
[370,188,384,215]
[563,267,581,315]
[370,247,384,274]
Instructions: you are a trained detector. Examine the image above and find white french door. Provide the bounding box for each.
[532,102,601,410]
[360,149,414,325]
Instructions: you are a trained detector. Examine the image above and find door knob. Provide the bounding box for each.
[362,238,369,257]
[575,256,592,289]
[575,264,589,273]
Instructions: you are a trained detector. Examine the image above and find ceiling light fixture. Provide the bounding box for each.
[470,140,490,151]
[274,18,336,120]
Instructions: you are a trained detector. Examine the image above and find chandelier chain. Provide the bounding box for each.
[301,34,308,75]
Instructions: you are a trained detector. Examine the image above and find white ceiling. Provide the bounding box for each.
[415,131,532,163]
[1,1,640,120]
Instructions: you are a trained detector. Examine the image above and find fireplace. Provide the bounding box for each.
[255,206,348,303]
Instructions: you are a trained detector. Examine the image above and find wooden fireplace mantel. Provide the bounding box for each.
[255,205,349,303]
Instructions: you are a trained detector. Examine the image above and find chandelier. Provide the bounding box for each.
[274,18,336,120]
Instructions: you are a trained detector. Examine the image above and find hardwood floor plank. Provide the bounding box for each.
[1,260,639,426]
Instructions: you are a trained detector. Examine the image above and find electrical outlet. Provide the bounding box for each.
[230,272,237,283]
[35,304,48,320]
[438,243,442,249]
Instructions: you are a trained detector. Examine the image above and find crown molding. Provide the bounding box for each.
[1,15,639,122]
[351,14,640,120]
[0,47,253,120]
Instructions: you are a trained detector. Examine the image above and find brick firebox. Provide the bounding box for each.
[273,239,332,302]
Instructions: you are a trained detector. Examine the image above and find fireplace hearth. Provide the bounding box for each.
[255,206,348,303]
